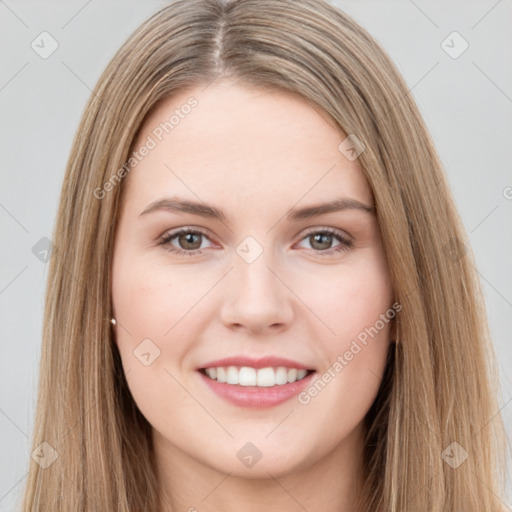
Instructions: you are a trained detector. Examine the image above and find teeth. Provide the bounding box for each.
[297,369,307,380]
[203,366,310,387]
[239,367,257,386]
[287,368,297,382]
[216,367,226,383]
[275,367,288,385]
[226,366,239,385]
[257,367,275,387]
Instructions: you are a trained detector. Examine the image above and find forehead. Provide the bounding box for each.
[122,80,372,212]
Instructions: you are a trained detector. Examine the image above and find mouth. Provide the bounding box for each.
[197,357,316,408]
[199,366,314,387]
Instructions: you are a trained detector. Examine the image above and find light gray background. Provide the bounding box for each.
[1,1,511,510]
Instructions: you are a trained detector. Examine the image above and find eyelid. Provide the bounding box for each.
[298,226,352,242]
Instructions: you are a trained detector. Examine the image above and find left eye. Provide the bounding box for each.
[294,228,352,254]
[159,228,352,256]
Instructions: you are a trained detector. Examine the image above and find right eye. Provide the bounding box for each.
[159,228,215,256]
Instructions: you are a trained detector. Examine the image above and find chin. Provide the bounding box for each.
[198,441,318,479]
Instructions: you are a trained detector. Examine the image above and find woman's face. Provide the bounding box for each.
[111,80,394,479]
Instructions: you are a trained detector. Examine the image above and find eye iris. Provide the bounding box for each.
[179,232,202,250]
[311,233,332,250]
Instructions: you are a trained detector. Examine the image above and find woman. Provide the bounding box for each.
[22,0,508,510]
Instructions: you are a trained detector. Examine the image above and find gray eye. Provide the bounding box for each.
[177,232,203,250]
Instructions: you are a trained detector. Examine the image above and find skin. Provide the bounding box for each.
[111,79,394,512]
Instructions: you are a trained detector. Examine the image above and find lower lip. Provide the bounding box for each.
[199,371,315,408]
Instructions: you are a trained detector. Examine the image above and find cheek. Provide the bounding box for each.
[292,254,393,424]
[112,253,215,346]
[295,253,393,349]
[111,257,210,429]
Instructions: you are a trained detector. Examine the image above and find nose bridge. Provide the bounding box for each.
[220,236,294,332]
[238,250,277,296]
[235,237,282,303]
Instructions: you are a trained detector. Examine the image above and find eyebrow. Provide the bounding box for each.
[139,196,375,221]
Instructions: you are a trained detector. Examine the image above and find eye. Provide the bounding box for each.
[159,228,214,256]
[295,228,352,255]
[159,226,352,257]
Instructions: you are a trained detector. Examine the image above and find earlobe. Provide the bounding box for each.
[110,317,118,348]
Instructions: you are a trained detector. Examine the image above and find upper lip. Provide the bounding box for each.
[199,356,313,371]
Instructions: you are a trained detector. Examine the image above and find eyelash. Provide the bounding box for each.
[158,227,353,257]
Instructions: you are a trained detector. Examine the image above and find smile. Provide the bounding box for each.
[198,356,316,408]
[202,366,311,387]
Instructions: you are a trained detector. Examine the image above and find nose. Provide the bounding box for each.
[219,249,294,335]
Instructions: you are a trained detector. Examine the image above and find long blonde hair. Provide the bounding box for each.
[22,0,508,510]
